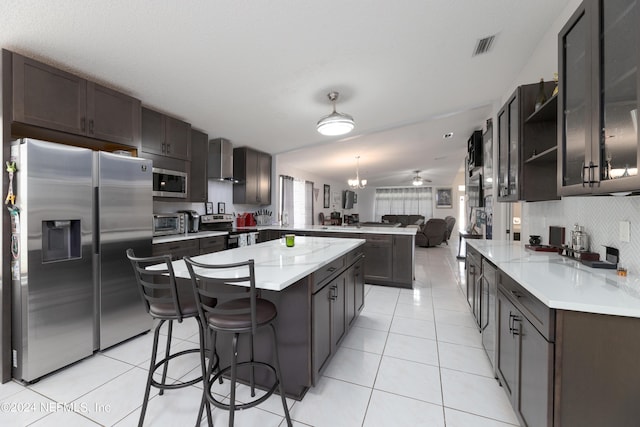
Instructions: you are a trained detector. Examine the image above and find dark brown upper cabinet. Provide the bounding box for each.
[233,146,271,205]
[141,107,191,161]
[497,81,558,202]
[189,129,208,202]
[558,0,639,195]
[12,53,141,147]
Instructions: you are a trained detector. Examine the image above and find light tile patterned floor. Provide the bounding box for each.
[0,242,521,426]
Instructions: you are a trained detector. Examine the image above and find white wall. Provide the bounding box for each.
[274,159,361,224]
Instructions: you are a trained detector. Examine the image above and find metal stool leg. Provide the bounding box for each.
[197,319,214,427]
[159,320,173,396]
[249,333,255,397]
[228,333,239,427]
[270,324,292,427]
[139,320,164,427]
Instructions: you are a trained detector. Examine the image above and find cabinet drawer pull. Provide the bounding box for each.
[510,289,522,298]
[161,143,166,153]
[166,143,171,154]
[89,119,94,134]
[327,266,337,273]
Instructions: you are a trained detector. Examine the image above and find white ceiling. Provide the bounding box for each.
[1,0,571,187]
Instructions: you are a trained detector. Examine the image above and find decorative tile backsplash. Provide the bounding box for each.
[523,195,640,275]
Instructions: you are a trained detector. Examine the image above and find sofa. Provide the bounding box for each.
[415,218,447,247]
[381,215,425,227]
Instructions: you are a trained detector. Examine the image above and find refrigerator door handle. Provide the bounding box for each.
[94,187,100,254]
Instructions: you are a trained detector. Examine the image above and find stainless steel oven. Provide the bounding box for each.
[152,167,188,198]
[153,213,186,236]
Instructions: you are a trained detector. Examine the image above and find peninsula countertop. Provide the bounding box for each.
[159,236,365,292]
[236,224,418,236]
[468,240,640,318]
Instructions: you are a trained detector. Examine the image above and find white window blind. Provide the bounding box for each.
[374,187,433,220]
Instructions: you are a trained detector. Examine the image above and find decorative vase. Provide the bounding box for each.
[534,78,547,111]
[529,235,541,246]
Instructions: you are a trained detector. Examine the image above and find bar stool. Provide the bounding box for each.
[184,257,292,427]
[126,249,217,427]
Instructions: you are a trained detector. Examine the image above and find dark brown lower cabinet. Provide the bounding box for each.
[346,257,365,325]
[497,284,553,427]
[312,273,346,384]
[152,239,199,258]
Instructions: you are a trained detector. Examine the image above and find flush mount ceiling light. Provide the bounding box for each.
[412,170,431,186]
[317,91,355,136]
[348,156,367,189]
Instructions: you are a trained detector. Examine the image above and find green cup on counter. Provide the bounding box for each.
[285,234,295,247]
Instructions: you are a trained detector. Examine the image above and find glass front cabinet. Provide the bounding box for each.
[558,0,640,195]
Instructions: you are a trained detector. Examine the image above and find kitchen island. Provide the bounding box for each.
[166,236,366,399]
[467,240,640,427]
[247,224,417,288]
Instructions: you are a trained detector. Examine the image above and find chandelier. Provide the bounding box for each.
[348,156,367,189]
[316,91,355,136]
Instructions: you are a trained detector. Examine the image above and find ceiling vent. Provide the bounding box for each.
[473,35,496,56]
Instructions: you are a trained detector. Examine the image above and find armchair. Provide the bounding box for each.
[444,216,456,244]
[415,218,447,247]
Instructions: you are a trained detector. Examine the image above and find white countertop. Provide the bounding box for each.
[237,224,418,236]
[468,240,640,318]
[159,236,365,292]
[153,230,228,244]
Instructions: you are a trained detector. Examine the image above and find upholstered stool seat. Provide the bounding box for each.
[184,257,292,427]
[126,249,217,427]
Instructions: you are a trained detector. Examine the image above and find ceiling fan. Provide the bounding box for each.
[412,170,431,186]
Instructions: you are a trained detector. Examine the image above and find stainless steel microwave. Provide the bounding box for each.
[152,213,186,236]
[152,168,188,198]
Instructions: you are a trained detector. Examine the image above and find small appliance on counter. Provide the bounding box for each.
[582,246,619,269]
[179,210,200,233]
[153,212,186,236]
[236,212,256,227]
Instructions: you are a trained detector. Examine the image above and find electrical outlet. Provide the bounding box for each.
[619,221,631,243]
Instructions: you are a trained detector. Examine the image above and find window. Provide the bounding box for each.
[279,175,313,226]
[374,187,433,220]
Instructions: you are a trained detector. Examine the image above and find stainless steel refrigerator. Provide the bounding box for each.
[11,138,153,382]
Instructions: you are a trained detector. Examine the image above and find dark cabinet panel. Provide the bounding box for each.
[518,315,553,427]
[497,81,558,202]
[189,129,208,202]
[141,107,191,161]
[392,235,413,284]
[332,274,346,348]
[164,115,190,160]
[198,236,226,255]
[87,82,141,146]
[312,280,334,384]
[354,258,364,313]
[12,53,141,147]
[141,108,165,156]
[466,244,482,328]
[13,54,86,135]
[233,147,272,205]
[559,0,640,195]
[496,290,518,402]
[152,240,199,259]
[363,235,393,283]
[496,276,554,427]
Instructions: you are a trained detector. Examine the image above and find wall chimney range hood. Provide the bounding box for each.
[208,138,236,182]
